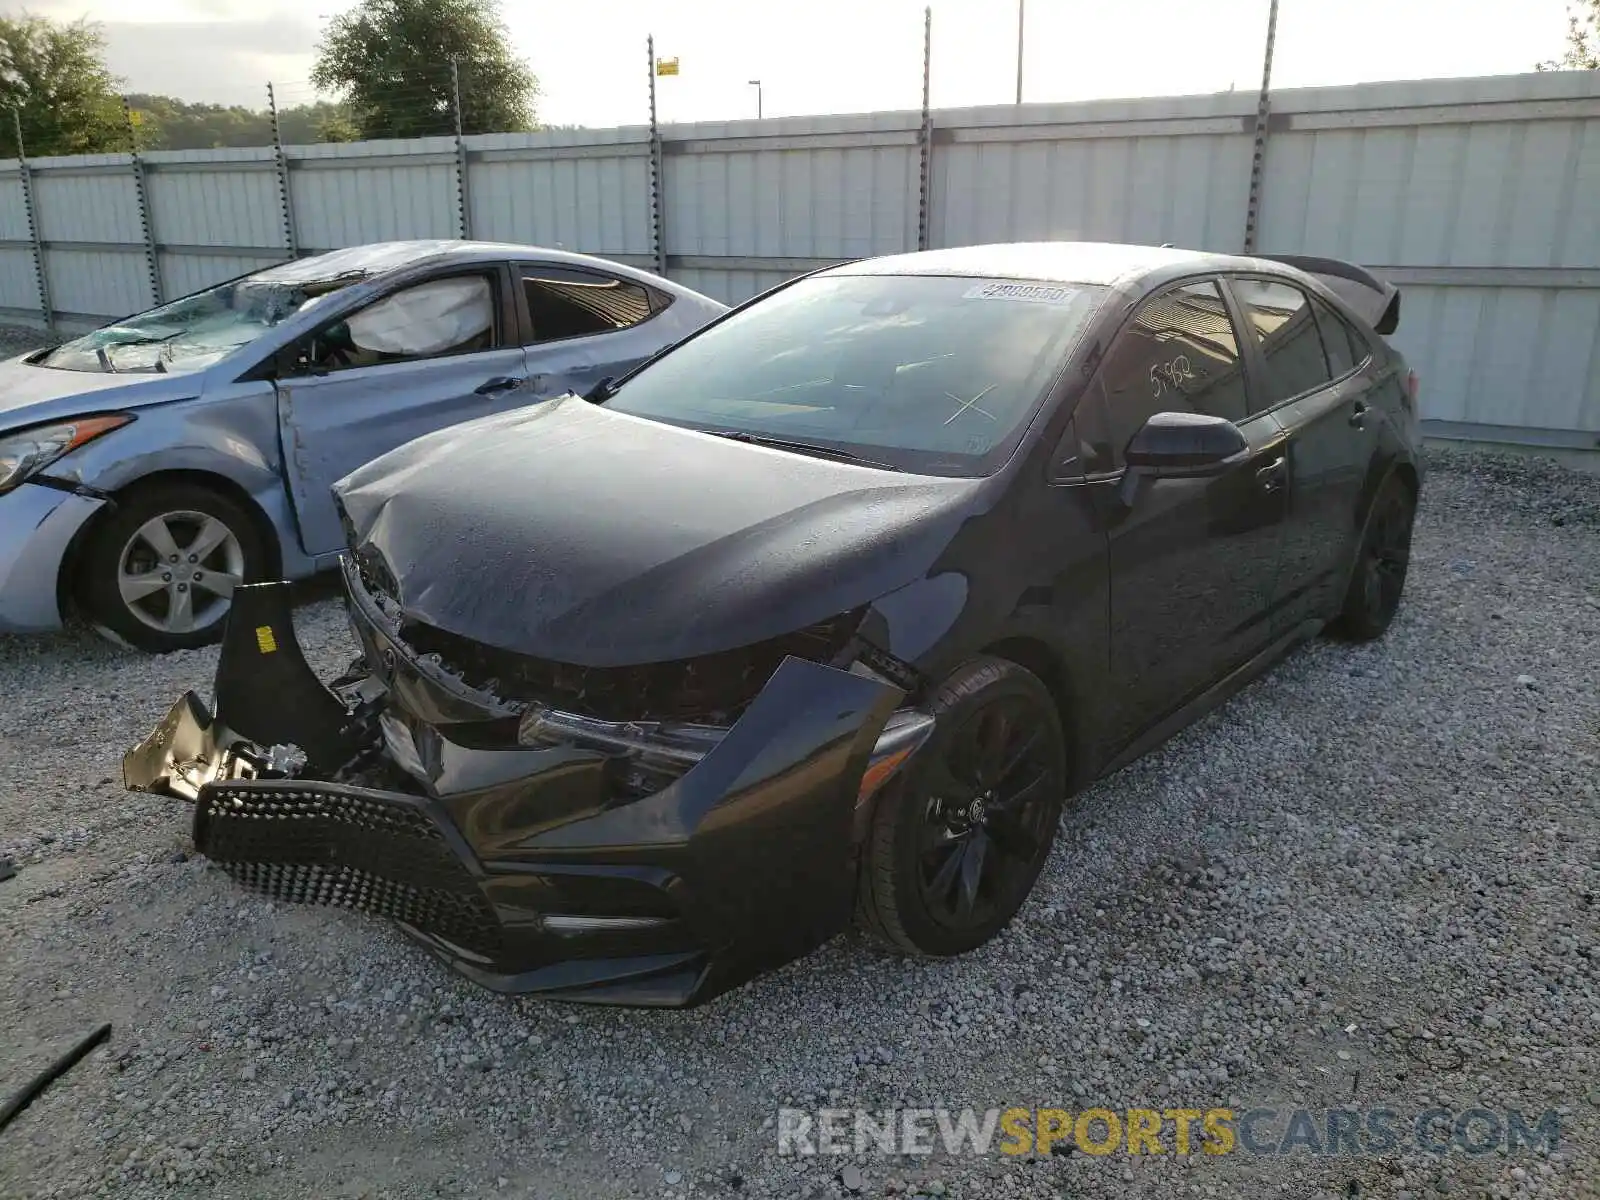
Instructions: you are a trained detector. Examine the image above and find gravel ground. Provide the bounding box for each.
[1,419,1597,1195]
[1,324,56,356]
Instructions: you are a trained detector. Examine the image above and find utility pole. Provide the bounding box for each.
[748,79,763,120]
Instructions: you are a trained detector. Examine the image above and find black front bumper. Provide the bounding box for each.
[124,579,920,1007]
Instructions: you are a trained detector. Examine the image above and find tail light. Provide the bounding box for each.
[1404,369,1420,405]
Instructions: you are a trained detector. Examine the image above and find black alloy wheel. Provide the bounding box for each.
[1332,474,1415,641]
[857,656,1067,957]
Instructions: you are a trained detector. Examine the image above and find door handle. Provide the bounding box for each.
[1349,400,1369,429]
[1256,455,1287,492]
[474,375,524,396]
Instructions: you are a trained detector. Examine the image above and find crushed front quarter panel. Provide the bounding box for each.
[124,583,906,1007]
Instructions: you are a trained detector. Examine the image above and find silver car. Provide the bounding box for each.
[0,240,726,651]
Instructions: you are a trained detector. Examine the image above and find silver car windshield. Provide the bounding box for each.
[605,273,1107,476]
[37,272,365,375]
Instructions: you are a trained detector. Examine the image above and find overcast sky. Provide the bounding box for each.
[19,0,1580,125]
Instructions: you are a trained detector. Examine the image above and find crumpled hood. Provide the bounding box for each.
[0,353,192,430]
[333,395,982,667]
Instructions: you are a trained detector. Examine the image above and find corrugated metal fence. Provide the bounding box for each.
[3,71,1598,450]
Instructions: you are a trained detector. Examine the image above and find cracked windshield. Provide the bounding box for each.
[38,272,362,374]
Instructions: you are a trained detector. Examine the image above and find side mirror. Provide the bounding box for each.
[1124,411,1249,478]
[1116,411,1249,508]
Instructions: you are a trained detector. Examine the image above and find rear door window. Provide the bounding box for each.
[1232,278,1334,408]
[521,265,659,343]
[1095,278,1250,461]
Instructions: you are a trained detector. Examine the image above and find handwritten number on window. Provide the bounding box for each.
[1149,354,1196,399]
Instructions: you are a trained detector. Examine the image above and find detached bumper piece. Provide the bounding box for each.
[196,781,502,958]
[124,579,932,1007]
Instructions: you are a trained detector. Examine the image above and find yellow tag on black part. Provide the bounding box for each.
[255,625,278,654]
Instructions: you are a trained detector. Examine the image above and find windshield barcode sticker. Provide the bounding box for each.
[963,282,1079,305]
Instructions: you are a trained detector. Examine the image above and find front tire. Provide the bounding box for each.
[79,482,267,653]
[1331,473,1415,642]
[856,656,1066,957]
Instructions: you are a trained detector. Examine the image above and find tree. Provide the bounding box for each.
[301,103,361,144]
[124,94,270,150]
[124,93,360,150]
[311,0,538,140]
[0,14,125,159]
[1539,2,1599,69]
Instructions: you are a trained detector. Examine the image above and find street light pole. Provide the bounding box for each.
[748,79,763,119]
[1015,0,1025,104]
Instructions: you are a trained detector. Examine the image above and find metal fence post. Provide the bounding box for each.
[1241,0,1280,254]
[267,83,299,257]
[647,35,667,276]
[123,98,164,305]
[11,109,54,334]
[917,6,933,252]
[451,59,473,240]
[1015,0,1025,105]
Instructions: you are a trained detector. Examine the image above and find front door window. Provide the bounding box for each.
[1096,279,1250,460]
[302,275,497,374]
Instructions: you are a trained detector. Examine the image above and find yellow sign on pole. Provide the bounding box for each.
[655,57,680,76]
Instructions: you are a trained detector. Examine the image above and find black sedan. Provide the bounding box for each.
[125,241,1422,1007]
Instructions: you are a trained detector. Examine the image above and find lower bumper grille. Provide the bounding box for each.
[195,782,501,957]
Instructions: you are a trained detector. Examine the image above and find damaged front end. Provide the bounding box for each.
[124,570,934,1007]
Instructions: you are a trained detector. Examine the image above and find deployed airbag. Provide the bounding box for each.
[347,277,492,356]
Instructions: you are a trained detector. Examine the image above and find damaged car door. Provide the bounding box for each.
[274,265,528,556]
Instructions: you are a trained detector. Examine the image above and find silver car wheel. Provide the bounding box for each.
[116,510,246,635]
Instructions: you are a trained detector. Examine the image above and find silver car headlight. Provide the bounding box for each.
[0,414,133,496]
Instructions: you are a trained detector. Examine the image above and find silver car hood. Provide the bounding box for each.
[0,354,201,431]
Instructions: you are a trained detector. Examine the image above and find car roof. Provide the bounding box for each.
[251,239,695,293]
[825,241,1277,291]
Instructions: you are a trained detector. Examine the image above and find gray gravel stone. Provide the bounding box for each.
[0,324,45,351]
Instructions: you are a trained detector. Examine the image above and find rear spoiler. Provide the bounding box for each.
[1259,254,1401,335]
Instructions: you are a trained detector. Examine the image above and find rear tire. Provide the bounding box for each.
[1331,473,1415,642]
[856,656,1066,957]
[79,482,268,653]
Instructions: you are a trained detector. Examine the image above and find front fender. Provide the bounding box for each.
[51,386,281,494]
[48,386,320,577]
[124,581,915,1007]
